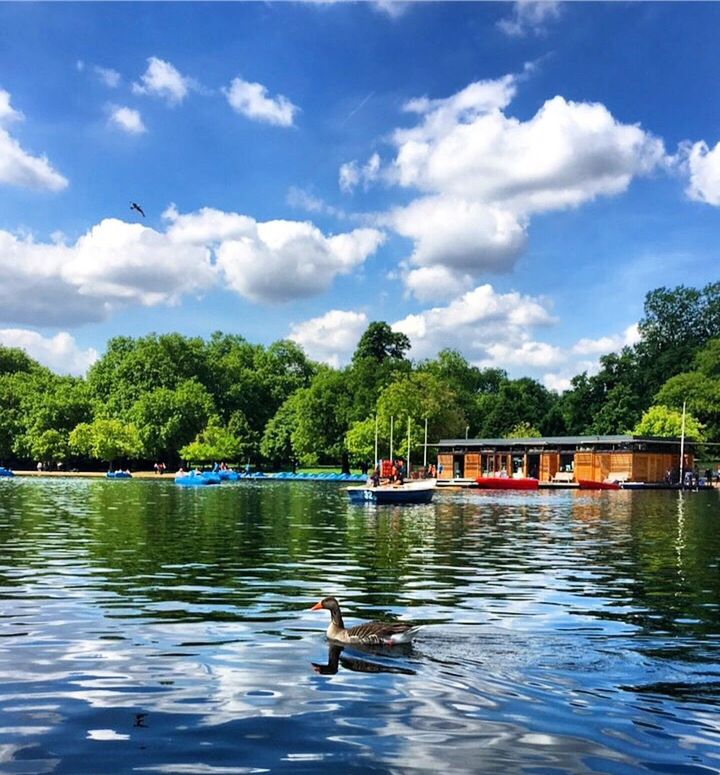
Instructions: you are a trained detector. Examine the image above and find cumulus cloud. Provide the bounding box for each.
[685,140,720,205]
[216,220,384,303]
[572,323,640,356]
[165,205,384,303]
[497,1,562,37]
[0,220,214,326]
[132,57,195,105]
[0,329,98,376]
[387,194,527,272]
[107,105,146,134]
[403,265,473,303]
[392,284,557,364]
[0,88,68,191]
[341,74,667,298]
[288,309,369,367]
[225,77,297,127]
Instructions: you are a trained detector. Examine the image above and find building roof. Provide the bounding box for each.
[437,434,688,448]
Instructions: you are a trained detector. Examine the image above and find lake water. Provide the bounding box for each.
[0,478,719,774]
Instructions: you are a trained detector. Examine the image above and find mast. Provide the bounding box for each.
[389,416,394,463]
[374,415,379,468]
[679,400,686,486]
[423,417,428,468]
[407,415,411,475]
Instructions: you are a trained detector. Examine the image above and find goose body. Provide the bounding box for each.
[310,596,420,646]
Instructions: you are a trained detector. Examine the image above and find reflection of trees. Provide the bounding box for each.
[568,490,720,641]
[2,481,719,648]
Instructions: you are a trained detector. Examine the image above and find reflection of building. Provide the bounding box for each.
[436,435,693,484]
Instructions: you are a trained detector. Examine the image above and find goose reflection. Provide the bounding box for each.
[312,643,416,676]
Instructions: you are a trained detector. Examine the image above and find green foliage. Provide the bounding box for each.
[130,380,215,460]
[506,422,541,439]
[69,419,143,463]
[632,405,704,441]
[260,393,301,466]
[352,322,410,363]
[28,429,68,465]
[179,422,246,464]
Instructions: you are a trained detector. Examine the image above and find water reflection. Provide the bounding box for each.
[0,478,719,772]
[311,644,416,676]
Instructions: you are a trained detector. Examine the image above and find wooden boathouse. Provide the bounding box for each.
[436,435,693,485]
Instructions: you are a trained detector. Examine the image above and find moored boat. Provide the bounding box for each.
[474,476,539,490]
[346,479,436,505]
[577,479,620,490]
[0,467,14,478]
[175,471,218,486]
[106,471,132,479]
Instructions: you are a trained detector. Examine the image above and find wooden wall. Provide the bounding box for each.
[464,453,481,480]
[437,454,454,480]
[539,452,559,482]
[574,451,687,483]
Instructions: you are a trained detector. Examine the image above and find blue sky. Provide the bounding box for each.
[1,1,719,389]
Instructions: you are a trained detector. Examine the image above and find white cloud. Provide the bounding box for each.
[216,220,384,303]
[164,205,384,303]
[389,87,666,213]
[339,153,381,193]
[94,66,121,88]
[392,284,556,364]
[0,88,67,191]
[387,194,527,272]
[0,220,214,326]
[0,329,98,376]
[497,1,561,38]
[286,186,348,219]
[572,323,640,356]
[107,105,146,135]
[685,140,720,206]
[342,74,667,298]
[288,309,369,367]
[403,265,473,303]
[0,89,22,123]
[225,77,297,127]
[132,57,194,105]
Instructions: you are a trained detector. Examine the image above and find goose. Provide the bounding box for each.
[310,596,420,646]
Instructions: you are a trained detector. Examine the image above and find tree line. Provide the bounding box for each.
[0,282,718,471]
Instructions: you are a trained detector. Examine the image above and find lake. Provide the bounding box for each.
[0,478,718,773]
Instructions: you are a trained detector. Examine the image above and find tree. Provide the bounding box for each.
[179,422,246,464]
[129,380,215,461]
[260,394,301,468]
[352,322,410,363]
[69,419,143,465]
[28,429,69,467]
[632,406,704,441]
[506,422,541,439]
[292,369,354,470]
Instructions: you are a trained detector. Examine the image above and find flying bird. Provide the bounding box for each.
[130,202,146,218]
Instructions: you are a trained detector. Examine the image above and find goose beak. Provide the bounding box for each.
[310,601,324,611]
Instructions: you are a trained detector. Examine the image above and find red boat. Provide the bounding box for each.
[577,479,620,490]
[475,477,539,490]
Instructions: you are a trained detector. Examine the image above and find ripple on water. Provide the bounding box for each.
[0,480,719,772]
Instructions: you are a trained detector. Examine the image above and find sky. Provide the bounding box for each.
[1,1,719,390]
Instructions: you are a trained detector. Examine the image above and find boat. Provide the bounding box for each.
[106,471,132,479]
[0,467,13,478]
[346,479,436,505]
[474,476,539,490]
[175,471,219,486]
[577,479,620,490]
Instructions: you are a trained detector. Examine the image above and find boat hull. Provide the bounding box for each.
[175,475,217,486]
[474,477,539,490]
[347,481,436,505]
[577,479,620,490]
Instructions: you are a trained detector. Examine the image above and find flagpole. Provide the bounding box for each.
[374,415,379,468]
[423,417,428,468]
[389,416,394,463]
[679,401,686,487]
[407,415,411,476]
